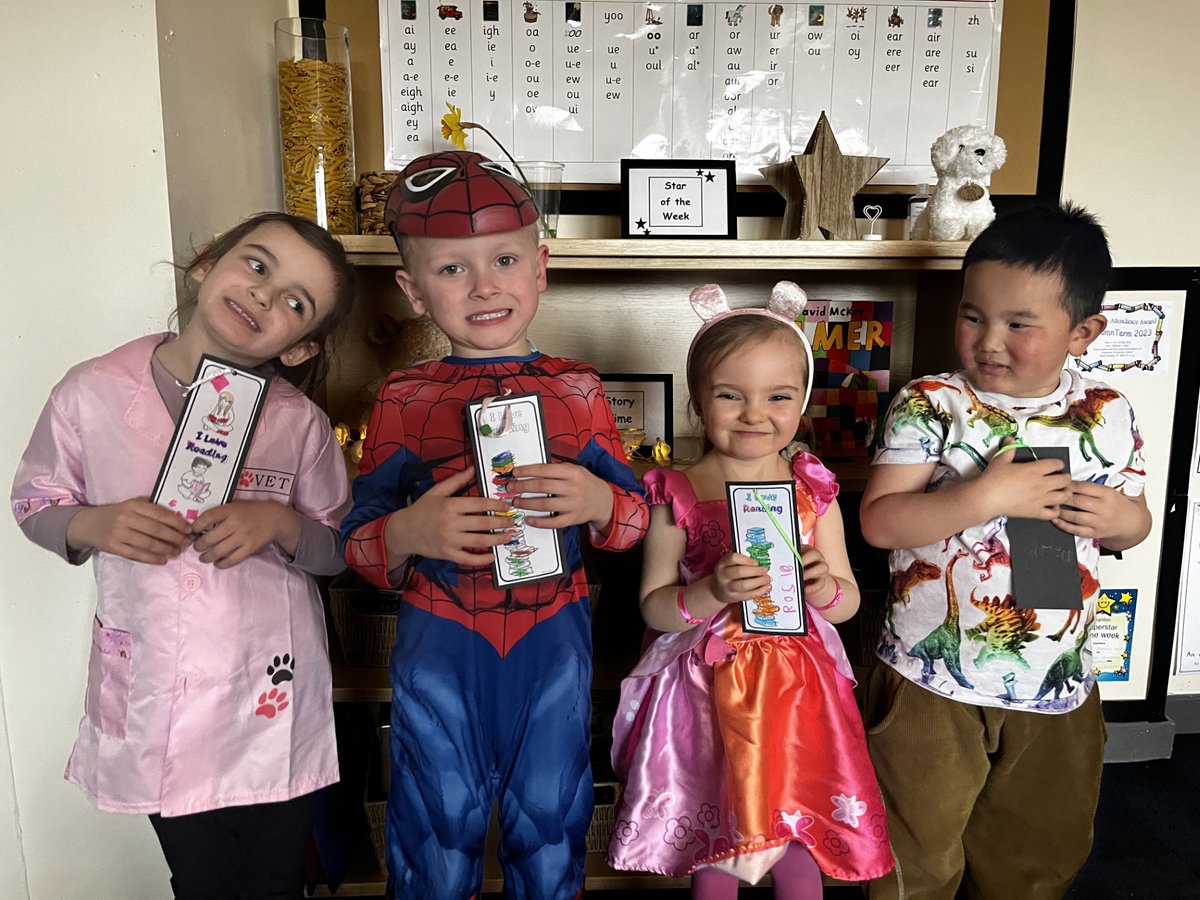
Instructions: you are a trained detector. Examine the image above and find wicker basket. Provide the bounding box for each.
[587,782,621,853]
[365,798,388,874]
[328,576,401,667]
[357,170,401,235]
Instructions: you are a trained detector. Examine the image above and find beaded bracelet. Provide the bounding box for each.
[676,586,705,625]
[809,580,843,612]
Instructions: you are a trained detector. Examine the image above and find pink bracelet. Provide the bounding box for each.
[809,580,843,612]
[676,586,705,625]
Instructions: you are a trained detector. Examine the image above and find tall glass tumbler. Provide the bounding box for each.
[275,18,357,233]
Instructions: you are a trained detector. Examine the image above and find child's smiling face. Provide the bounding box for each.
[698,332,809,461]
[395,226,547,359]
[190,221,339,368]
[956,260,1105,398]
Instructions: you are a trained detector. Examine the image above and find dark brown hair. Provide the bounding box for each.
[177,212,356,391]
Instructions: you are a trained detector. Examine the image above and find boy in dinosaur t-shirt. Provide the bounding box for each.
[859,203,1151,900]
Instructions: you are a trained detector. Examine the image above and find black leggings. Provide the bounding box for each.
[149,792,318,900]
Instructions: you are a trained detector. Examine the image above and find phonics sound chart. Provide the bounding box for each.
[380,0,1003,183]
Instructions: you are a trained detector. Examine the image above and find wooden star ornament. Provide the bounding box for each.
[760,112,889,240]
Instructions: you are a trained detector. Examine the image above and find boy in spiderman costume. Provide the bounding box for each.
[342,150,649,899]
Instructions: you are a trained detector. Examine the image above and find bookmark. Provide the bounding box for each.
[466,391,566,588]
[1007,445,1083,610]
[726,481,808,635]
[151,355,269,522]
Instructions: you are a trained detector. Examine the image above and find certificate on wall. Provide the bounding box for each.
[466,392,567,588]
[1176,503,1200,675]
[1093,588,1137,682]
[727,481,807,635]
[151,356,269,523]
[1072,298,1171,376]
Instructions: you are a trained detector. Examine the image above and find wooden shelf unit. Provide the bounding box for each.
[322,238,968,894]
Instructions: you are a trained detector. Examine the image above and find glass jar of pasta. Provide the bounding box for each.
[274,17,357,234]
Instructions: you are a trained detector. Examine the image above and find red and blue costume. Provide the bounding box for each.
[342,352,648,898]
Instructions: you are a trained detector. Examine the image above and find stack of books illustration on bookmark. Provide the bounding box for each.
[467,391,566,588]
[489,450,537,580]
[744,526,782,630]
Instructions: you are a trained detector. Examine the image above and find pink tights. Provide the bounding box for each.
[692,843,824,900]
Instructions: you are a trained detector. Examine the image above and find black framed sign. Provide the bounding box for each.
[620,159,736,238]
[600,373,673,456]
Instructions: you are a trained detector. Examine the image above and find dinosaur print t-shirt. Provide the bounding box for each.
[873,369,1146,714]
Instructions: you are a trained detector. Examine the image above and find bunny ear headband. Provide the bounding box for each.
[687,281,815,410]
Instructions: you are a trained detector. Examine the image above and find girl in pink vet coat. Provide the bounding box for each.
[607,282,894,898]
[11,213,356,900]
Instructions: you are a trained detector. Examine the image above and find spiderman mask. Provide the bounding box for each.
[385,150,540,239]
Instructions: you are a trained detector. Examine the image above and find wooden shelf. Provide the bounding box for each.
[309,783,690,896]
[337,235,968,271]
[325,232,944,894]
[310,847,691,896]
[332,664,391,703]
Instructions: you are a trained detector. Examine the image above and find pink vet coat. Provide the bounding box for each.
[11,334,347,817]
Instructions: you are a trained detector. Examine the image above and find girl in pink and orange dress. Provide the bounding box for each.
[607,282,893,898]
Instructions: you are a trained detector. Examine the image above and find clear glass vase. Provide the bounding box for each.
[275,17,357,234]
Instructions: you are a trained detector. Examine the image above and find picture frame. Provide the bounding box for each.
[619,159,736,239]
[599,373,673,456]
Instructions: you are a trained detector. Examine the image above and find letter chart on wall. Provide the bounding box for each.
[381,0,1003,183]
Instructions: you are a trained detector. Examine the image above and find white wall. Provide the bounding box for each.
[0,1,289,897]
[1061,0,1200,266]
[157,0,290,276]
[0,1,1194,897]
[1,3,177,897]
[1059,1,1200,700]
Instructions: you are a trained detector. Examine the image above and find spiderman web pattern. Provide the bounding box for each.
[345,355,648,656]
[386,149,539,238]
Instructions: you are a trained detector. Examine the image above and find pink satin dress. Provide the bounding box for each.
[607,453,893,883]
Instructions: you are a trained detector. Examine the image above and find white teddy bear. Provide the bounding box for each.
[911,125,1007,241]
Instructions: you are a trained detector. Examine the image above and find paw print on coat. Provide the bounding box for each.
[255,688,289,719]
[267,653,294,684]
[239,469,254,488]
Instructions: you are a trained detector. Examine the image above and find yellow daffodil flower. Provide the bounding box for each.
[438,98,557,236]
[441,103,468,150]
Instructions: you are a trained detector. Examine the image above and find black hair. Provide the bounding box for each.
[962,201,1112,324]
[190,457,211,469]
[176,212,356,391]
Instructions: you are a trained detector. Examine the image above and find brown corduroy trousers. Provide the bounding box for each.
[863,663,1105,900]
